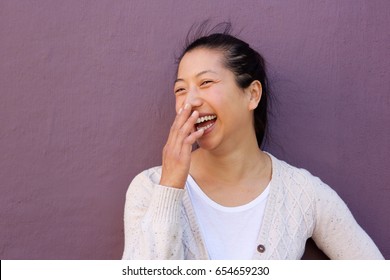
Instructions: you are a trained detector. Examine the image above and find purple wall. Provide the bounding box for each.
[0,0,389,259]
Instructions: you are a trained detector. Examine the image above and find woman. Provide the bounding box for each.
[122,24,383,260]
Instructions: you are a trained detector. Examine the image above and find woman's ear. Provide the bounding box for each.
[247,80,262,111]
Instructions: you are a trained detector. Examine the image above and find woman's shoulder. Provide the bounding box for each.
[265,152,345,223]
[130,166,163,186]
[266,152,334,197]
[126,166,161,202]
[267,152,318,181]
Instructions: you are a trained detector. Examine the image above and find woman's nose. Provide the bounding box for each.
[185,87,202,108]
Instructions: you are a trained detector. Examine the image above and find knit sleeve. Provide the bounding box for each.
[310,175,384,259]
[121,168,185,259]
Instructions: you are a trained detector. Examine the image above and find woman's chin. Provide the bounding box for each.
[196,137,219,152]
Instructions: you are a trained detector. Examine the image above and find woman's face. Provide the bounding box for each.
[174,48,255,152]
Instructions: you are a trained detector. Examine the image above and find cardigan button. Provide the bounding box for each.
[257,244,266,253]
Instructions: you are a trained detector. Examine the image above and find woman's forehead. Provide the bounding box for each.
[177,48,225,77]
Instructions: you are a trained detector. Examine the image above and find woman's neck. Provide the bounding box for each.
[191,140,269,186]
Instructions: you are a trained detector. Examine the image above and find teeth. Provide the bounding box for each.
[197,122,214,131]
[196,115,216,124]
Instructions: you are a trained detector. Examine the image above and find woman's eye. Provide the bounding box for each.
[201,80,213,86]
[174,88,185,95]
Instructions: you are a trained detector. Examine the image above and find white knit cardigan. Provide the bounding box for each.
[122,153,383,259]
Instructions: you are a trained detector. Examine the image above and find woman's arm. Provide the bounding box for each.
[122,103,204,259]
[122,169,185,259]
[311,176,384,259]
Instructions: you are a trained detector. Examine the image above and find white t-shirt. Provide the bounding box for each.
[186,175,269,259]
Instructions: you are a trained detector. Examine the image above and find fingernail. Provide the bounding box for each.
[178,107,183,114]
[191,110,197,117]
[184,103,190,110]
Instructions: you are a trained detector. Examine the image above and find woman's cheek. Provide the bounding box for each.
[175,91,194,113]
[175,97,184,114]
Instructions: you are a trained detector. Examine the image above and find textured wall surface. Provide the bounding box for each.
[0,0,389,259]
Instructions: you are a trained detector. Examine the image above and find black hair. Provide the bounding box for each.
[177,22,270,148]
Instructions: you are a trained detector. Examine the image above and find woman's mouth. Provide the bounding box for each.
[195,114,217,131]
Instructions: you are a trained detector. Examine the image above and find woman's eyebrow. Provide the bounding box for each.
[175,70,218,83]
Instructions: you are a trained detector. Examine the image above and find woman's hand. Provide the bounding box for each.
[159,104,204,189]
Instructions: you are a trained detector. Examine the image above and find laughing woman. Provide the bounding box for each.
[121,24,383,260]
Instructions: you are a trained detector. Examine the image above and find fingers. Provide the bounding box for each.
[184,126,204,145]
[170,104,192,137]
[168,104,198,145]
[163,103,203,165]
[175,110,199,141]
[159,104,203,189]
